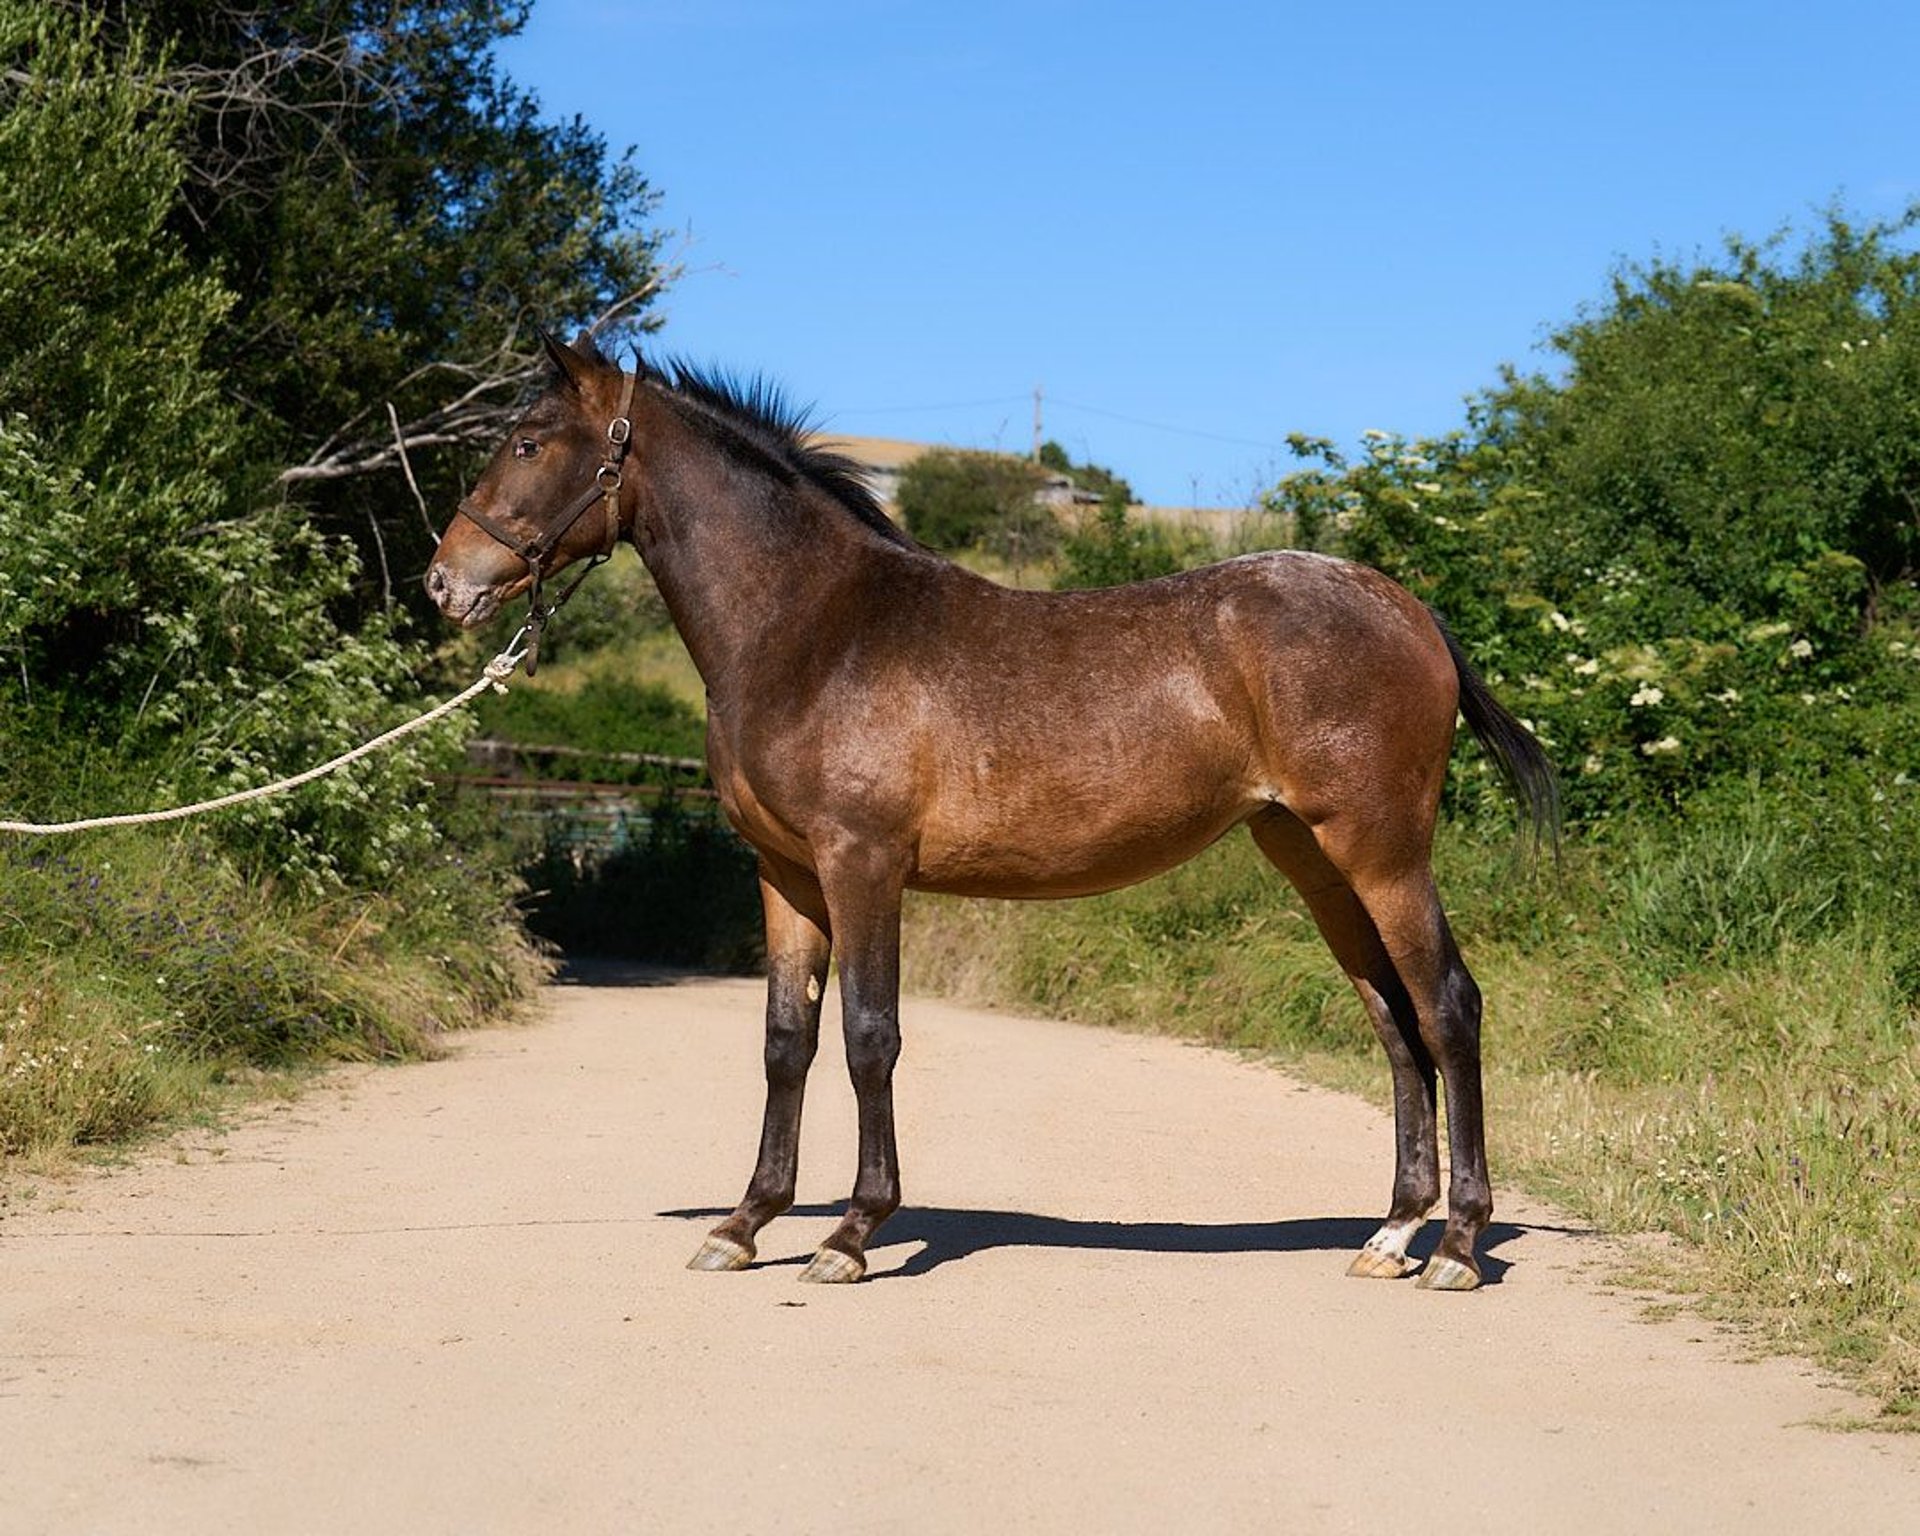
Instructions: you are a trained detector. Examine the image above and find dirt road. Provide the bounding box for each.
[5,975,1916,1534]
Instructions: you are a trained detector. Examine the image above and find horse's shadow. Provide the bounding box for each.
[660,1204,1574,1285]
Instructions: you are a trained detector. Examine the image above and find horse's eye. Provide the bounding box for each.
[514,438,539,459]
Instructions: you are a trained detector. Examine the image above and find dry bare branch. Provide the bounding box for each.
[274,274,672,488]
[388,401,437,544]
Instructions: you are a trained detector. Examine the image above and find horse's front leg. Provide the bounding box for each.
[798,850,905,1284]
[688,860,831,1272]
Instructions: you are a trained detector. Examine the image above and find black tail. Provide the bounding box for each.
[1430,610,1562,855]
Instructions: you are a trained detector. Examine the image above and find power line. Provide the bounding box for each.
[1046,396,1290,454]
[825,389,1291,458]
[829,389,1290,456]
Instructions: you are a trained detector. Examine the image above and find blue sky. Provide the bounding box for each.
[497,2,1919,508]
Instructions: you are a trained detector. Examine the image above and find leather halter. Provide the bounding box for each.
[455,366,639,674]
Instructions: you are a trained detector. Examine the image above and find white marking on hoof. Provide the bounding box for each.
[1347,1220,1421,1279]
[1347,1247,1417,1279]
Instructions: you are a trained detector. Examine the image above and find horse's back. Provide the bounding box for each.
[895,549,1457,751]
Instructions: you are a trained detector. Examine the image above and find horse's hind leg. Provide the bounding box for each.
[688,859,832,1272]
[1359,874,1487,1289]
[1249,809,1440,1280]
[1304,814,1492,1290]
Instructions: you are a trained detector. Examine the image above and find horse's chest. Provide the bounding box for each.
[710,756,806,864]
[709,727,910,869]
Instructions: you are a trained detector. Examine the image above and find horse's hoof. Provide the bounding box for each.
[797,1247,866,1284]
[1415,1255,1481,1292]
[687,1235,755,1272]
[1347,1246,1418,1280]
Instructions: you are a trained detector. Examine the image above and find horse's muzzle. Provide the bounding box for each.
[425,558,521,629]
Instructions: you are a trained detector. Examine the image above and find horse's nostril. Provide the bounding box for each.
[425,564,447,601]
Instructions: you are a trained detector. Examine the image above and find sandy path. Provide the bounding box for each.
[4,974,1916,1535]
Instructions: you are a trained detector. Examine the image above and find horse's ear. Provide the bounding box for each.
[537,326,584,392]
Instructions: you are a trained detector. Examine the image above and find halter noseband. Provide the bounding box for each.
[455,366,640,675]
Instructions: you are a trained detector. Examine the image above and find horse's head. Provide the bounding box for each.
[425,330,635,629]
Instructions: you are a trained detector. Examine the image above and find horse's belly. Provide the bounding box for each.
[909,787,1256,900]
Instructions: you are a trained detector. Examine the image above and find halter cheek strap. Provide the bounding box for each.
[455,366,639,674]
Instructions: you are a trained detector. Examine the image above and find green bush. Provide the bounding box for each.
[1054,496,1217,589]
[1261,213,1920,824]
[1037,439,1135,505]
[0,2,641,1156]
[0,6,471,891]
[898,449,1056,562]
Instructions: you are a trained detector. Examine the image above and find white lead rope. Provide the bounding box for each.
[0,627,533,836]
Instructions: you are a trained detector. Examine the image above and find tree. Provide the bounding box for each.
[51,0,667,623]
[0,1,667,883]
[1262,210,1920,817]
[0,1,248,709]
[1491,214,1920,624]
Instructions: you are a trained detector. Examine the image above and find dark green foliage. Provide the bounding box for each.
[0,1,665,888]
[0,5,414,883]
[0,0,649,1152]
[0,6,242,699]
[1501,224,1920,613]
[1261,211,1920,823]
[58,0,664,621]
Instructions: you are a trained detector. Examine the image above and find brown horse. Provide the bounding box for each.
[426,333,1558,1291]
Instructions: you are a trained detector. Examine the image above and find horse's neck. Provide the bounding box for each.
[632,424,884,692]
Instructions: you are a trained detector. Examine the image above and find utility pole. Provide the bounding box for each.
[1031,384,1043,462]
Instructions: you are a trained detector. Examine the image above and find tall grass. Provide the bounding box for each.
[0,808,548,1162]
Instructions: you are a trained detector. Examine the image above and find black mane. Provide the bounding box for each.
[594,342,915,548]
